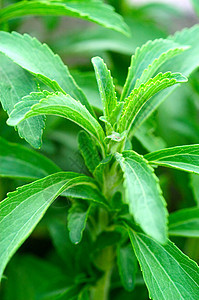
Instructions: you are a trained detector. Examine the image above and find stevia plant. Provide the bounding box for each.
[0,25,199,299]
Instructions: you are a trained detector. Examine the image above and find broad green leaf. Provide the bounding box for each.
[92,56,117,124]
[169,207,199,237]
[145,144,199,174]
[117,243,137,291]
[128,228,199,300]
[133,25,199,132]
[118,72,187,133]
[0,53,44,148]
[0,1,129,36]
[120,39,187,101]
[115,151,168,243]
[7,92,106,156]
[78,131,101,174]
[68,203,91,244]
[0,31,93,115]
[0,172,107,280]
[0,137,60,179]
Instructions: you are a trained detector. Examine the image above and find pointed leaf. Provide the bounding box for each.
[0,172,107,280]
[68,203,91,244]
[0,1,129,36]
[169,207,199,237]
[92,56,117,124]
[78,131,101,174]
[7,92,106,156]
[0,137,60,179]
[121,39,187,101]
[128,229,199,300]
[0,31,93,115]
[0,53,44,148]
[145,144,199,174]
[133,25,199,132]
[117,243,137,291]
[115,151,168,243]
[118,72,187,133]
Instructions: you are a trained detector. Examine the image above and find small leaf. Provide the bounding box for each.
[169,207,199,237]
[92,56,117,124]
[121,39,187,101]
[118,72,187,133]
[117,243,137,291]
[115,150,168,243]
[7,92,106,156]
[0,172,107,280]
[68,203,91,244]
[133,25,199,132]
[0,0,129,36]
[0,31,93,115]
[128,228,199,300]
[145,144,199,174]
[0,53,44,148]
[0,137,60,179]
[78,131,101,174]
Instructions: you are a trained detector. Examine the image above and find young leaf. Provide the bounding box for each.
[68,203,91,244]
[0,31,93,115]
[121,39,187,101]
[92,56,117,124]
[117,243,137,291]
[128,228,199,300]
[133,25,199,132]
[78,131,101,174]
[118,72,187,133]
[0,0,129,36]
[115,151,168,243]
[169,207,199,237]
[145,144,199,174]
[7,92,106,156]
[0,172,107,280]
[0,53,44,148]
[0,137,60,179]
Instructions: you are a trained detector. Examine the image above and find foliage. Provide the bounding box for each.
[0,1,199,300]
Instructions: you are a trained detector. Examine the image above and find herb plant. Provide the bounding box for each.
[0,2,199,299]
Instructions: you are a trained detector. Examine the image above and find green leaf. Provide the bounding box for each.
[0,137,60,179]
[128,228,199,300]
[7,92,106,156]
[145,144,199,174]
[93,155,112,184]
[0,31,93,115]
[92,56,117,125]
[133,25,199,132]
[0,53,44,148]
[0,1,129,36]
[118,72,187,133]
[78,131,101,174]
[68,203,91,244]
[169,207,199,237]
[0,172,107,280]
[117,243,137,291]
[115,151,168,243]
[120,39,187,101]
